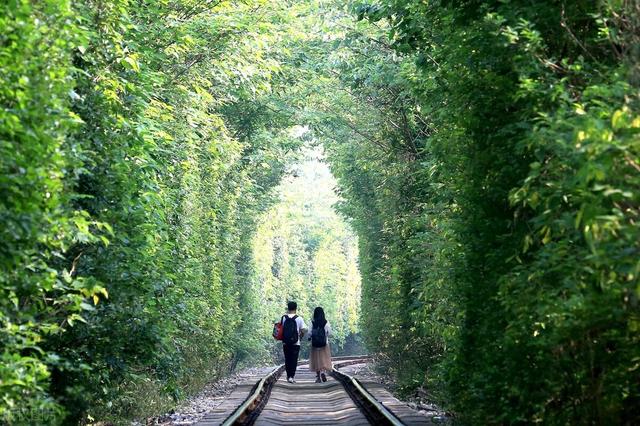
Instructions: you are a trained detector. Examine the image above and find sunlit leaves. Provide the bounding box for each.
[251,152,361,356]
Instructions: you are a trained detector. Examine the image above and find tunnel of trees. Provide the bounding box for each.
[1,0,639,424]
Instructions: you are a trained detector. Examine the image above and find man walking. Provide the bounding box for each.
[281,301,307,383]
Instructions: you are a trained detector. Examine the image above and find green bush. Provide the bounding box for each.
[327,0,640,423]
[2,0,306,423]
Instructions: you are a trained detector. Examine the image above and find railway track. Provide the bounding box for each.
[196,356,432,426]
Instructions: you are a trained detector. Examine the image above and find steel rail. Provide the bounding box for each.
[221,364,284,426]
[332,364,406,426]
[332,355,372,370]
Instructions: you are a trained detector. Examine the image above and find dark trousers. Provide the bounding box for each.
[283,344,300,378]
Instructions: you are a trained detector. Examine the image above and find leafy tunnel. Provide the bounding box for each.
[1,0,639,424]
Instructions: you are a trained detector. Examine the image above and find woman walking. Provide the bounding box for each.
[309,306,332,383]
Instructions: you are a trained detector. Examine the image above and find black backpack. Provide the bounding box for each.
[311,320,327,348]
[282,315,298,345]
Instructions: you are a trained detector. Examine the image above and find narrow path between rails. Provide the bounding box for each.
[255,364,369,425]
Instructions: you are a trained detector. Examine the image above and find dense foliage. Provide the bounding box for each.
[0,0,314,423]
[318,0,640,424]
[2,0,638,424]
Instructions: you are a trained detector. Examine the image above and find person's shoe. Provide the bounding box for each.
[291,378,296,383]
[287,377,294,383]
[321,372,327,382]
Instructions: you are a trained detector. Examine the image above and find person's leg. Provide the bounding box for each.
[283,344,293,379]
[290,345,300,379]
[321,345,330,382]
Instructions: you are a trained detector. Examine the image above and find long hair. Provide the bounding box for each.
[313,306,327,328]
